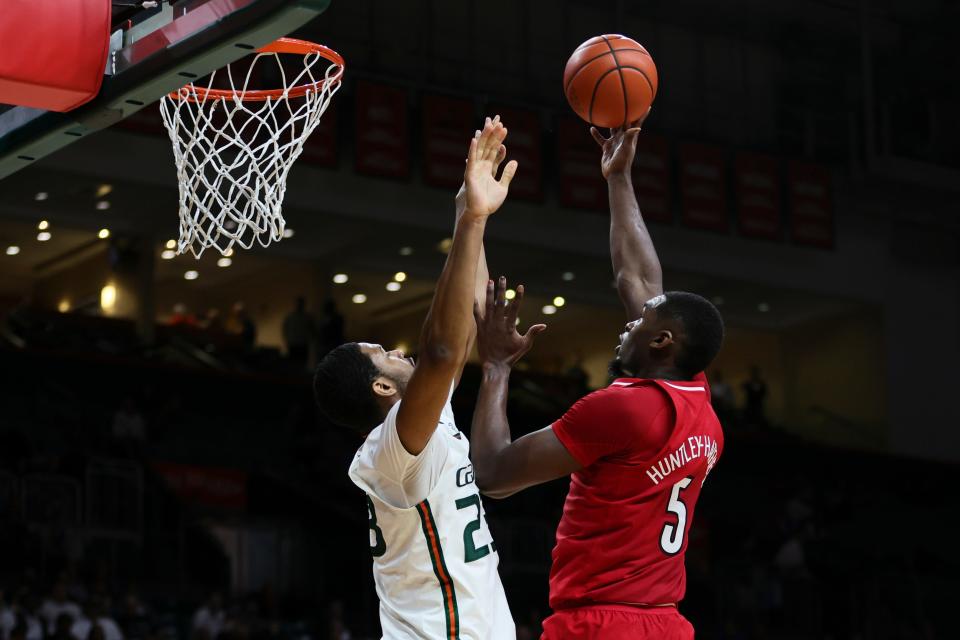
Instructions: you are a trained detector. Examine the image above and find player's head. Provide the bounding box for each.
[612,292,724,380]
[313,342,415,435]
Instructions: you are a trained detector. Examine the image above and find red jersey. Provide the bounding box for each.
[549,373,723,610]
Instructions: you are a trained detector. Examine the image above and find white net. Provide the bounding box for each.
[160,45,343,257]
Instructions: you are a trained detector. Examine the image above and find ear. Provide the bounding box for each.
[372,376,399,398]
[649,329,674,350]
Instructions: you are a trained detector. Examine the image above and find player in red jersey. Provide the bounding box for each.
[470,114,724,639]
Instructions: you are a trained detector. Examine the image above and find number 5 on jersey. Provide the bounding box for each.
[660,476,693,556]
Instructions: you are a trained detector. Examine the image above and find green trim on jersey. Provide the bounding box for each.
[416,499,460,639]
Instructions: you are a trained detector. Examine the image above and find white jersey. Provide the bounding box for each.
[349,393,515,640]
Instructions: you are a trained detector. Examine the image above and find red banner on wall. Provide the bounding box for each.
[300,102,338,167]
[679,143,727,232]
[355,81,409,178]
[152,461,247,511]
[487,104,542,201]
[735,152,781,240]
[632,133,673,223]
[422,94,475,188]
[557,116,605,210]
[788,161,833,248]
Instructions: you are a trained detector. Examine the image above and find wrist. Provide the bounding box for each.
[606,171,632,186]
[481,361,512,378]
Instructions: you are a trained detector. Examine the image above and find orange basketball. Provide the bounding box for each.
[563,34,658,129]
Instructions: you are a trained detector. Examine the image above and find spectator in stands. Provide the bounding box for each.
[70,598,122,640]
[316,299,344,359]
[19,593,42,640]
[203,309,224,333]
[282,297,315,367]
[191,593,225,640]
[227,303,257,350]
[742,365,769,426]
[117,590,149,640]
[111,397,146,442]
[40,582,81,635]
[169,304,198,328]
[710,370,735,422]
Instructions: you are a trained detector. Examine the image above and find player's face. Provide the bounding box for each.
[613,295,666,375]
[359,342,415,390]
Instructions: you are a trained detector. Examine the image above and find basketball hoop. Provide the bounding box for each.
[160,38,344,257]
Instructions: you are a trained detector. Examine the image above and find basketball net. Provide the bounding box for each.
[160,40,344,257]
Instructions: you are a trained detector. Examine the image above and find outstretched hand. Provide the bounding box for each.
[590,107,652,179]
[474,276,546,368]
[463,116,519,218]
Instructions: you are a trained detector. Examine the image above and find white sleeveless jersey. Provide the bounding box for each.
[349,396,515,640]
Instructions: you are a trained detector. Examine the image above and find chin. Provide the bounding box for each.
[608,357,626,378]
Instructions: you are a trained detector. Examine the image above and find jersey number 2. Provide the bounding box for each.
[659,476,693,556]
[455,493,494,563]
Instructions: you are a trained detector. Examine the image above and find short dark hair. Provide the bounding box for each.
[313,343,383,434]
[660,291,724,378]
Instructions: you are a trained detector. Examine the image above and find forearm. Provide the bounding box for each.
[421,215,486,360]
[471,363,513,491]
[607,172,663,313]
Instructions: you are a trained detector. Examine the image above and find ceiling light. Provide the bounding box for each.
[161,250,176,260]
[57,300,70,313]
[352,293,367,304]
[553,296,566,307]
[332,273,349,284]
[542,305,557,315]
[437,237,452,254]
[757,302,770,313]
[98,228,110,239]
[283,228,295,238]
[386,281,401,292]
[393,271,407,283]
[96,184,113,198]
[505,289,516,300]
[217,257,232,267]
[37,220,49,230]
[37,231,51,242]
[399,246,413,256]
[34,192,48,201]
[223,248,234,257]
[100,284,117,312]
[515,318,520,326]
[184,270,199,280]
[96,201,110,211]
[165,239,176,249]
[394,342,410,353]
[562,271,575,281]
[5,246,20,256]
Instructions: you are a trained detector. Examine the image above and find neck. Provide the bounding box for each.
[626,363,687,381]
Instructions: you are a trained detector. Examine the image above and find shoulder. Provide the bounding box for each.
[575,380,670,416]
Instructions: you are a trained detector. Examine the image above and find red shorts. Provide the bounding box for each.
[541,604,694,640]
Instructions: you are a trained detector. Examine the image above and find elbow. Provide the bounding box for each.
[419,340,459,367]
[474,463,515,500]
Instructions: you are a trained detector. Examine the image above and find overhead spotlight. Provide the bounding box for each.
[5,246,20,256]
[437,237,453,254]
[96,201,110,211]
[37,231,51,242]
[562,271,575,281]
[57,300,70,313]
[34,192,49,201]
[542,305,557,315]
[515,318,520,326]
[96,184,113,198]
[184,270,199,281]
[332,273,349,284]
[217,257,232,268]
[100,284,117,312]
[223,248,234,257]
[399,246,413,256]
[283,228,295,239]
[505,289,516,300]
[352,293,367,304]
[393,271,407,282]
[165,239,176,249]
[37,220,49,230]
[98,228,110,239]
[757,302,770,313]
[161,250,176,260]
[386,281,401,292]
[553,296,566,307]
[394,342,410,354]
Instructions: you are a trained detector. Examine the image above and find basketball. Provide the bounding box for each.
[563,34,658,129]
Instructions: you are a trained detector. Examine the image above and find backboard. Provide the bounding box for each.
[0,0,332,180]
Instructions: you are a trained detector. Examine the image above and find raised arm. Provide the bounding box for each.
[395,117,517,455]
[470,278,579,499]
[591,110,663,320]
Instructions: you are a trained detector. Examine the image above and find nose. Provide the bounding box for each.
[387,349,404,358]
[625,320,638,331]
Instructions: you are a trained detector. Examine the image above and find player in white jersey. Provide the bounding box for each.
[313,116,518,639]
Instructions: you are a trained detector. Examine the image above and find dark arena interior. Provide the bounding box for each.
[0,1,958,639]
